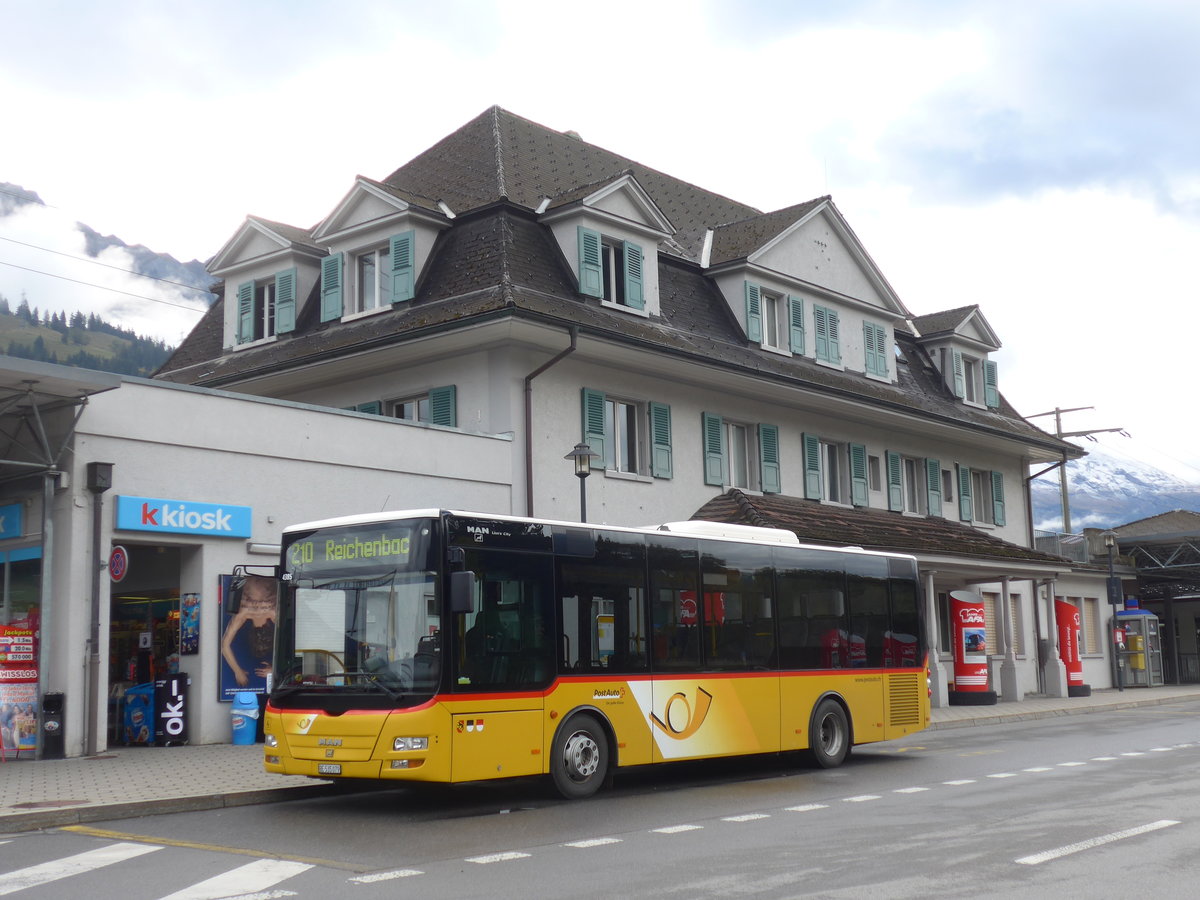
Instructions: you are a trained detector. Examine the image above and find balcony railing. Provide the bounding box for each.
[1034,530,1090,563]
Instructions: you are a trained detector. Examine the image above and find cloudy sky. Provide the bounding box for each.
[3,0,1198,481]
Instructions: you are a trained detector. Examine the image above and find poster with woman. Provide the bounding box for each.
[218,573,277,701]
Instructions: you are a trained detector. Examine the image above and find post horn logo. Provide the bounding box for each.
[650,686,714,740]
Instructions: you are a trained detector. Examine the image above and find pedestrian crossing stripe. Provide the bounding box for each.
[0,841,161,896]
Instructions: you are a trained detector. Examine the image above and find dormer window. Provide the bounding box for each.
[744,282,804,354]
[578,226,644,311]
[236,268,296,344]
[355,247,393,313]
[942,350,1000,409]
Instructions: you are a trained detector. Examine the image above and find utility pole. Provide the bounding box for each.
[1026,407,1127,534]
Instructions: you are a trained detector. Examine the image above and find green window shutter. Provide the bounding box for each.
[320,253,344,322]
[984,360,999,408]
[849,443,868,507]
[581,388,607,464]
[236,281,254,343]
[951,350,965,398]
[815,305,841,363]
[389,231,415,303]
[864,322,888,376]
[958,465,973,521]
[991,471,1006,526]
[759,423,781,494]
[925,458,942,516]
[429,385,456,427]
[702,412,725,486]
[827,308,842,363]
[649,402,673,479]
[886,450,903,511]
[744,282,762,343]
[578,227,603,298]
[788,294,804,354]
[356,401,382,415]
[623,241,645,310]
[803,433,822,500]
[274,268,297,334]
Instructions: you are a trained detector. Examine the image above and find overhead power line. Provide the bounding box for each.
[0,234,213,294]
[0,259,209,314]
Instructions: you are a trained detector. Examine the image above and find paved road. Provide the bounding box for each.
[3,700,1200,898]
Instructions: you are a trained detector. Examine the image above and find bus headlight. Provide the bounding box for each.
[265,734,278,748]
[393,737,428,751]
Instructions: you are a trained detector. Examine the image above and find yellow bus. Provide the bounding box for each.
[264,509,929,799]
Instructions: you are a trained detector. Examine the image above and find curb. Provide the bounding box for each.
[0,782,348,835]
[929,692,1193,731]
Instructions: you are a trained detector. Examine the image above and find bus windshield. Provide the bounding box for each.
[274,519,440,705]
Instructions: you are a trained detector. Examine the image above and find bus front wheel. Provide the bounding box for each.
[808,698,850,768]
[551,714,609,800]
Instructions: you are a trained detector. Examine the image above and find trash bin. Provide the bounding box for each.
[42,692,65,759]
[123,683,155,745]
[230,692,260,745]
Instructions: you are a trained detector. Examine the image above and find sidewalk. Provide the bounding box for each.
[4,685,1200,834]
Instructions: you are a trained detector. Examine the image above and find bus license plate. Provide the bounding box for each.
[318,763,341,775]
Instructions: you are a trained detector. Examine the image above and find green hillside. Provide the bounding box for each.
[0,296,173,377]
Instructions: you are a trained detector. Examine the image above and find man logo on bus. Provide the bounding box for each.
[650,686,713,740]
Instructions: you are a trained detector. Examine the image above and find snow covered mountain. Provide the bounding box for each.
[1031,441,1200,531]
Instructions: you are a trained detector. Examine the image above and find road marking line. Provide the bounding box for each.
[722,814,770,822]
[563,838,622,848]
[1150,747,1172,752]
[1058,762,1087,767]
[894,787,929,794]
[987,773,1017,779]
[220,891,296,900]
[784,804,828,812]
[653,824,703,834]
[1016,820,1180,866]
[944,779,975,786]
[1091,757,1118,761]
[1023,767,1053,772]
[0,842,161,896]
[1121,752,1145,757]
[465,851,531,864]
[842,795,881,803]
[158,859,312,900]
[349,869,424,883]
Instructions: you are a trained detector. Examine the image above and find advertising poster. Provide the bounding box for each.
[180,592,200,655]
[1,617,39,753]
[218,573,278,701]
[0,682,37,753]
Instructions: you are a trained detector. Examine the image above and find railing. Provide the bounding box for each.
[1034,530,1090,563]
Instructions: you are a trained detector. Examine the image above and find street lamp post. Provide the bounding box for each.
[564,443,599,523]
[1103,529,1124,692]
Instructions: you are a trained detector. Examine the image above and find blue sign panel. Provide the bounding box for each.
[115,495,252,538]
[0,503,22,541]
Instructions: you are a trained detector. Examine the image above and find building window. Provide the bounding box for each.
[578,227,644,311]
[801,434,847,502]
[584,389,671,478]
[702,413,779,492]
[762,292,781,349]
[868,455,882,493]
[813,304,842,364]
[606,398,641,474]
[902,458,923,514]
[236,269,296,344]
[821,441,844,503]
[983,591,1023,656]
[863,321,889,377]
[354,247,394,313]
[389,395,430,422]
[385,385,456,427]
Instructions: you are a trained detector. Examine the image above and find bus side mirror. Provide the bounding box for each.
[450,571,475,614]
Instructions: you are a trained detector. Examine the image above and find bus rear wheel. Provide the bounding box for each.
[551,714,609,800]
[808,698,850,768]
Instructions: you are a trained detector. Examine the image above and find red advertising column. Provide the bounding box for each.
[1054,599,1092,697]
[948,590,997,706]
